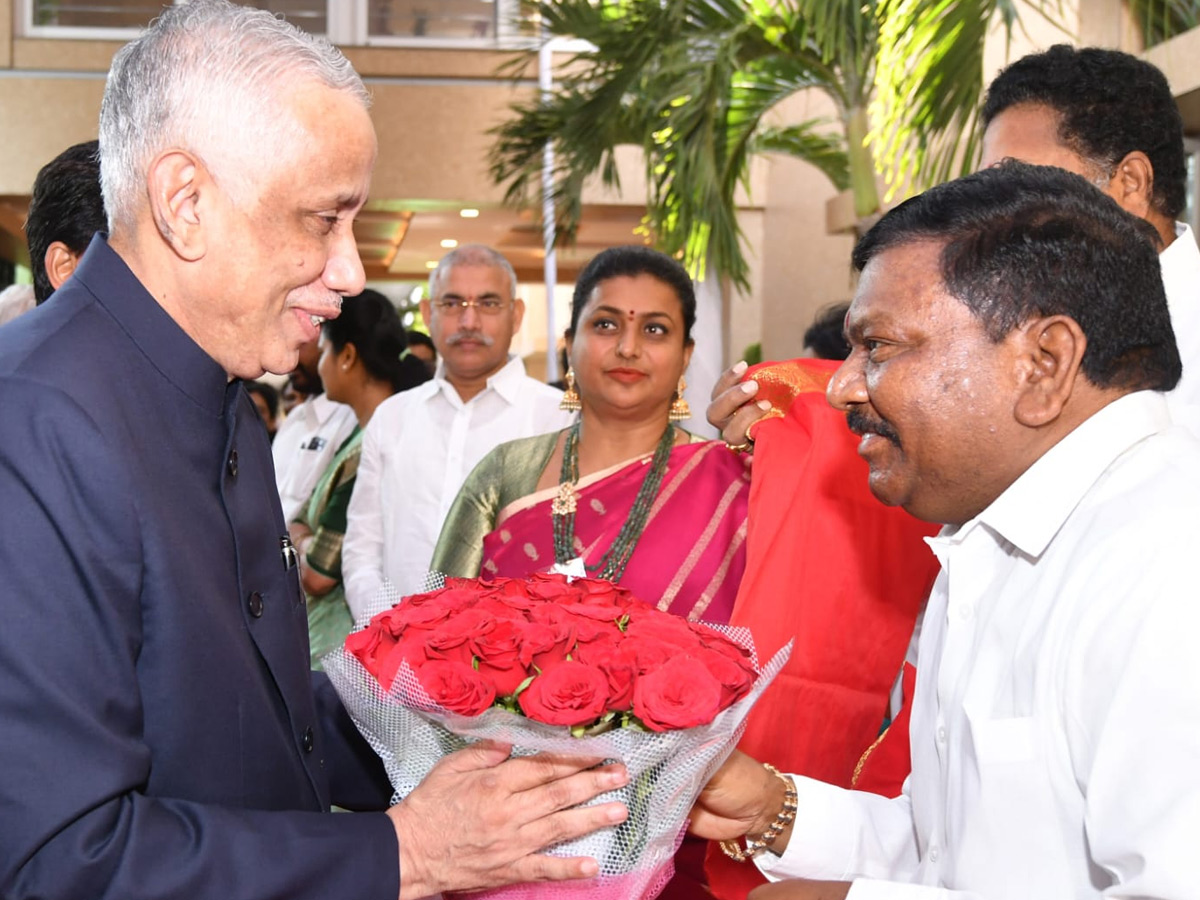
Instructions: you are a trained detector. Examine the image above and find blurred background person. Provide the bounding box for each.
[290,289,430,669]
[24,139,106,306]
[404,328,437,375]
[244,380,281,442]
[801,302,851,361]
[273,334,358,523]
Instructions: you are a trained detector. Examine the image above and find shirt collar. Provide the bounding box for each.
[431,354,528,406]
[936,392,1170,560]
[73,235,229,417]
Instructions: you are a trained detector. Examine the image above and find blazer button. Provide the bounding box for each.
[227,449,239,477]
[247,591,264,618]
[302,726,314,753]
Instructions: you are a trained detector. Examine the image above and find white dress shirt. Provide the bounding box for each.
[758,391,1200,899]
[1161,223,1200,437]
[271,393,358,523]
[342,355,573,617]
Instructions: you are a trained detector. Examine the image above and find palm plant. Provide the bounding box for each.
[488,0,1051,290]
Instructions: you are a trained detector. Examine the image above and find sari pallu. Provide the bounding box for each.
[481,439,751,624]
[299,427,362,670]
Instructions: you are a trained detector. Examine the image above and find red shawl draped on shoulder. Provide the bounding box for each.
[705,359,940,900]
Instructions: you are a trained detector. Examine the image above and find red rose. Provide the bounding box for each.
[470,618,531,697]
[632,655,724,731]
[416,660,496,715]
[695,647,755,708]
[345,627,394,680]
[625,613,705,651]
[572,639,636,712]
[690,622,754,662]
[424,608,493,666]
[518,661,610,726]
[525,572,576,600]
[617,634,676,673]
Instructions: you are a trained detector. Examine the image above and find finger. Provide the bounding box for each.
[495,852,602,887]
[514,761,628,815]
[434,739,513,774]
[518,798,629,852]
[500,752,620,794]
[710,360,750,401]
[721,399,771,446]
[707,379,760,431]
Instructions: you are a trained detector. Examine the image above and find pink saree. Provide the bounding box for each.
[480,440,751,625]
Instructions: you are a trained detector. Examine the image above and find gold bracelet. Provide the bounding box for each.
[719,763,798,862]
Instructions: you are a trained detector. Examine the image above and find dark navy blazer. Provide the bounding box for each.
[0,238,397,899]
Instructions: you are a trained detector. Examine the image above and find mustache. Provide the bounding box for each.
[446,330,495,347]
[846,409,901,446]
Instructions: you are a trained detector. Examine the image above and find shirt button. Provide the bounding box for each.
[302,726,314,753]
[937,726,947,743]
[227,449,239,477]
[929,845,940,863]
[247,591,264,618]
[958,603,973,621]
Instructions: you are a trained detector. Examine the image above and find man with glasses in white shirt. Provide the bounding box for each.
[343,244,573,617]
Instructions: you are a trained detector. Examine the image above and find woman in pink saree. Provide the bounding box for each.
[431,246,749,625]
[431,247,749,900]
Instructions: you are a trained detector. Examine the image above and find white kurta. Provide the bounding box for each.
[342,355,573,617]
[271,393,357,524]
[1162,223,1200,438]
[758,391,1200,900]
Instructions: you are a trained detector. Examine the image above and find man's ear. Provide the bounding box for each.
[1013,315,1087,427]
[43,242,81,291]
[146,149,209,262]
[511,297,526,332]
[1104,150,1155,221]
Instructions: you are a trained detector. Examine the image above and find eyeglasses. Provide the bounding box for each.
[431,297,512,316]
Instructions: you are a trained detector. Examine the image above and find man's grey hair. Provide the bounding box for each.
[429,244,519,300]
[99,0,370,232]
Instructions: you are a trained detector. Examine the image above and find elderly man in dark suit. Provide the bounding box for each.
[0,3,625,899]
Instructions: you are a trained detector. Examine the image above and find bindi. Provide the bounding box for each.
[627,310,636,320]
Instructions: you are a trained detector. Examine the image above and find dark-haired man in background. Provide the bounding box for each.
[24,139,106,305]
[979,44,1200,435]
[693,162,1200,900]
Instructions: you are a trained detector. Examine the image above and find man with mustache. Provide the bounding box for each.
[343,243,573,613]
[0,4,627,898]
[691,162,1199,899]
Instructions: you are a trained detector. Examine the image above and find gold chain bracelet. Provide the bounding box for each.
[719,763,798,862]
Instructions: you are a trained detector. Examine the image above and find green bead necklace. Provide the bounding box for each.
[551,420,677,582]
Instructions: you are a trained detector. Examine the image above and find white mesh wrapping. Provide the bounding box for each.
[326,579,792,900]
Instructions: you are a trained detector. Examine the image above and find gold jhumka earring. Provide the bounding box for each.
[668,376,690,422]
[559,369,582,412]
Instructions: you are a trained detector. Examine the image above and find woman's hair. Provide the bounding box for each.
[570,246,697,343]
[99,0,368,230]
[322,290,430,394]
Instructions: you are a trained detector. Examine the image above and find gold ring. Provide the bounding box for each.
[724,439,753,453]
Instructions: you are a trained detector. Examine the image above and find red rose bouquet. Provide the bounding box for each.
[325,573,790,900]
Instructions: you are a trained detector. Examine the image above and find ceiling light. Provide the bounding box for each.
[425,260,438,269]
[440,239,459,249]
[459,208,480,218]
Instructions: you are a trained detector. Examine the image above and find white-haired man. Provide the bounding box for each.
[342,243,573,615]
[0,4,625,899]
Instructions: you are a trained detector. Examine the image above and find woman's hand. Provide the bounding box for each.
[707,361,771,448]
